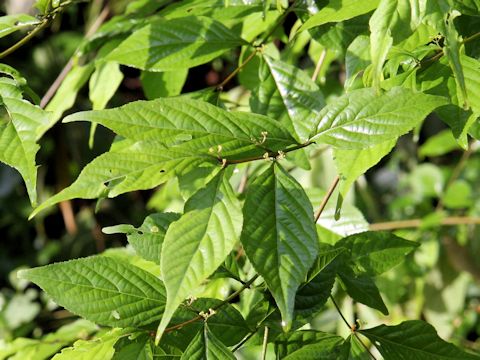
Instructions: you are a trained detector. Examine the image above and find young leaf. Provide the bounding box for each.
[334,139,396,197]
[369,0,396,89]
[52,329,125,360]
[337,266,388,315]
[111,334,153,360]
[141,69,188,100]
[18,256,166,328]
[0,77,53,205]
[180,323,236,360]
[89,62,123,111]
[103,212,181,264]
[106,16,247,71]
[360,320,480,359]
[253,55,326,143]
[63,97,297,159]
[335,231,419,275]
[0,14,39,39]
[299,0,379,32]
[156,170,242,342]
[45,64,94,123]
[275,330,344,359]
[30,140,215,218]
[309,87,447,148]
[345,35,371,90]
[241,163,319,330]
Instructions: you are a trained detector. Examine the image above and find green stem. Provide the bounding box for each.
[0,19,51,60]
[222,142,314,166]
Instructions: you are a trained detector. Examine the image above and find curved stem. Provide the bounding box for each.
[0,19,51,60]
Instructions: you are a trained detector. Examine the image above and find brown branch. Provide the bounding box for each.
[163,274,259,334]
[369,216,480,231]
[311,49,327,82]
[216,49,258,91]
[314,175,340,222]
[40,5,110,108]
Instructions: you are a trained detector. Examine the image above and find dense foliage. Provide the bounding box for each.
[0,0,480,358]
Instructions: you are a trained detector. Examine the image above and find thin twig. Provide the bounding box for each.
[311,49,327,82]
[216,49,258,91]
[369,216,480,231]
[163,274,259,334]
[330,296,377,359]
[261,326,269,360]
[314,175,340,222]
[40,5,110,108]
[0,19,51,60]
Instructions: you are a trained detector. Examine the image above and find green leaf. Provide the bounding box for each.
[103,213,180,264]
[164,298,249,349]
[18,256,166,328]
[299,0,379,32]
[107,16,247,71]
[334,140,396,196]
[89,62,123,110]
[45,64,94,123]
[345,335,371,360]
[335,231,419,275]
[360,320,480,359]
[240,163,319,330]
[180,323,235,360]
[156,170,242,342]
[52,329,124,360]
[369,0,396,89]
[280,332,347,359]
[111,334,153,360]
[30,140,215,218]
[345,35,370,90]
[309,87,447,148]
[0,76,53,205]
[141,69,188,100]
[337,266,388,315]
[295,263,336,319]
[442,180,473,209]
[0,14,39,39]
[275,331,345,359]
[253,55,326,143]
[63,97,297,159]
[418,129,461,158]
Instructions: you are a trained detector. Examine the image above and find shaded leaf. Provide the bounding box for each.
[180,324,235,360]
[141,70,188,100]
[107,16,247,71]
[103,213,181,265]
[338,266,388,315]
[156,170,242,341]
[275,331,344,359]
[335,231,418,275]
[18,256,166,328]
[241,163,318,330]
[360,320,480,359]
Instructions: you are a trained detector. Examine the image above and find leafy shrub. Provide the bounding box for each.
[0,0,480,358]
